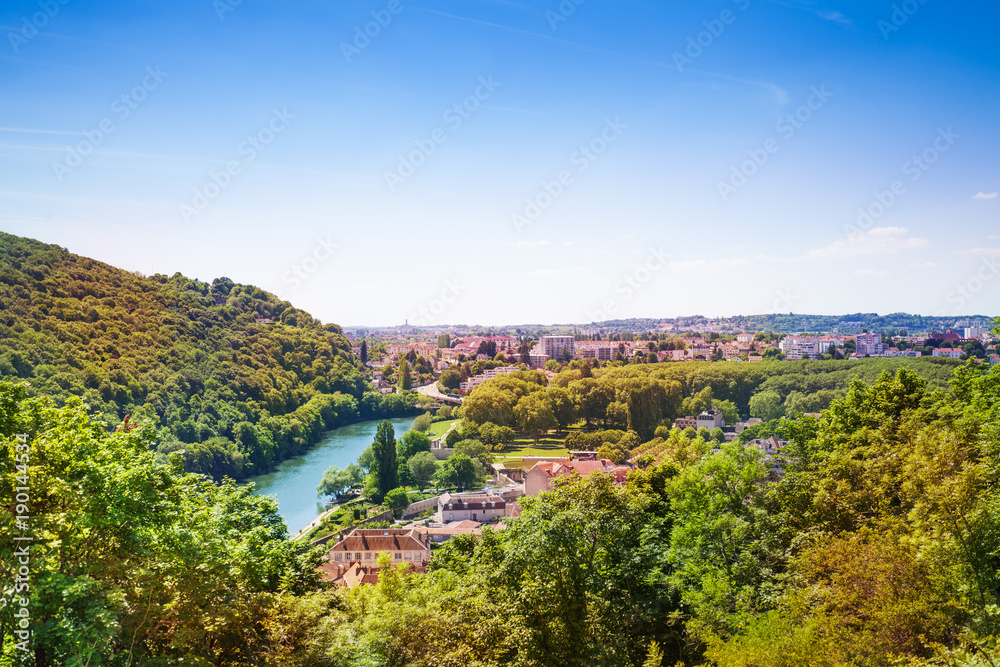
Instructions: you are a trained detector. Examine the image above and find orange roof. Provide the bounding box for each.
[328,528,428,554]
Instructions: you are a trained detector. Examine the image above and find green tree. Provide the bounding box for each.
[515,392,557,444]
[435,452,478,491]
[408,451,438,491]
[384,487,410,518]
[316,463,363,498]
[360,340,368,364]
[397,429,431,462]
[748,389,784,421]
[370,420,398,502]
[398,359,412,391]
[412,411,432,432]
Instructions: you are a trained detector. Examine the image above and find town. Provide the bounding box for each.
[305,315,998,589]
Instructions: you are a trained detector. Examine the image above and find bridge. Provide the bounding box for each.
[416,382,463,406]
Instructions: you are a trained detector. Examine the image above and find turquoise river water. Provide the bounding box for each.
[247,416,415,534]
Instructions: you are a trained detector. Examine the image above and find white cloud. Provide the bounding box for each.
[908,261,938,269]
[802,227,927,259]
[973,192,998,200]
[960,247,1000,255]
[853,269,890,276]
[562,241,575,247]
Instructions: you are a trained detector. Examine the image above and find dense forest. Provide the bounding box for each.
[0,232,416,480]
[459,356,964,448]
[4,349,1000,665]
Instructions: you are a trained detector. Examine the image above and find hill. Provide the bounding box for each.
[0,232,416,480]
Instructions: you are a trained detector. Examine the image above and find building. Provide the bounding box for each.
[696,409,725,430]
[326,527,431,568]
[855,333,884,357]
[779,337,820,360]
[539,335,575,361]
[574,341,619,361]
[965,325,989,339]
[459,365,521,393]
[524,456,630,496]
[736,333,756,343]
[932,348,964,359]
[673,416,698,430]
[418,520,484,544]
[437,492,509,523]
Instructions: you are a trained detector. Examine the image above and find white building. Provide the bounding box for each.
[540,336,575,361]
[779,338,820,360]
[855,333,884,357]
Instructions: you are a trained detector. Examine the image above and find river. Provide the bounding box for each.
[247,416,416,534]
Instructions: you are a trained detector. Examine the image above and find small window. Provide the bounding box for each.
[395,552,401,560]
[364,553,372,561]
[334,554,342,562]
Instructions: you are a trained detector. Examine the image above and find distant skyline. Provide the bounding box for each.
[1,0,998,327]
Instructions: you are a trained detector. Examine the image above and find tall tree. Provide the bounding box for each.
[398,359,412,391]
[360,340,368,364]
[371,420,398,502]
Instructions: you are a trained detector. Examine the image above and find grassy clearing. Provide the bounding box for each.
[428,419,459,438]
[494,433,570,461]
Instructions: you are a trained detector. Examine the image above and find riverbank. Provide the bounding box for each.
[247,416,416,534]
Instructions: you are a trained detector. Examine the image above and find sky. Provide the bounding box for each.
[1,0,998,328]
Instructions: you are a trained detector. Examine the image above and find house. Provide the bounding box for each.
[417,520,483,544]
[326,527,431,568]
[696,409,725,430]
[932,348,964,359]
[437,492,509,523]
[524,457,630,496]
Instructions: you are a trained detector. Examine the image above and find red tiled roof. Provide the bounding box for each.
[328,528,428,554]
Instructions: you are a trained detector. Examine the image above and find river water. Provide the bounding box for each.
[247,416,415,534]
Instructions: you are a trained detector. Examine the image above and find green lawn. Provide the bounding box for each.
[494,433,570,462]
[428,419,459,438]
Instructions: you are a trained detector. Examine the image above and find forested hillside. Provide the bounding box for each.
[0,232,414,480]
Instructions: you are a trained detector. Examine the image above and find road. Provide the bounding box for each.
[416,382,463,405]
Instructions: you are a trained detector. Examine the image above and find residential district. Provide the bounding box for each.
[309,317,998,589]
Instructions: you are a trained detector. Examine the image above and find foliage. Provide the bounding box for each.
[407,451,438,491]
[0,232,417,482]
[0,382,324,665]
[316,462,364,498]
[412,411,432,432]
[370,420,398,502]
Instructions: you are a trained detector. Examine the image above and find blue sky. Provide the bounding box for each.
[1,0,998,327]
